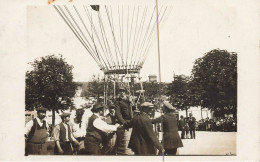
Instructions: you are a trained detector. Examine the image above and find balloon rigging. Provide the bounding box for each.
[53,4,172,108]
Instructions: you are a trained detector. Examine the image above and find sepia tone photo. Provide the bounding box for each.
[24,2,239,157]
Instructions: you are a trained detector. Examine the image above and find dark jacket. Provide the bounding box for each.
[127,112,163,155]
[179,118,185,130]
[151,113,183,149]
[114,98,133,124]
[188,117,196,129]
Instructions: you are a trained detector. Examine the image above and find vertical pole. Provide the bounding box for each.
[103,75,106,114]
[156,0,164,159]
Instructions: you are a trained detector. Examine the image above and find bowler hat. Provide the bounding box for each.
[36,107,48,113]
[91,103,104,112]
[163,101,176,111]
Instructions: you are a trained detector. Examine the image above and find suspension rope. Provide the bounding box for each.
[126,7,135,70]
[139,6,167,66]
[97,10,113,68]
[106,6,117,68]
[130,6,140,67]
[83,6,111,66]
[73,6,111,69]
[64,6,109,70]
[54,5,104,70]
[133,6,148,66]
[105,6,123,68]
[138,6,165,66]
[136,6,156,65]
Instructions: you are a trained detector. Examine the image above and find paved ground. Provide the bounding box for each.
[177,131,236,155]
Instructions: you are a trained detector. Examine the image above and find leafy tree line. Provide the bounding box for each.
[26,49,237,124]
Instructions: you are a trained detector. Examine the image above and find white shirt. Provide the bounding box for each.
[93,113,118,133]
[53,122,77,142]
[71,119,86,138]
[25,117,49,136]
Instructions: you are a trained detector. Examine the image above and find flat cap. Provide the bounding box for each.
[163,101,176,111]
[36,107,48,112]
[141,102,154,108]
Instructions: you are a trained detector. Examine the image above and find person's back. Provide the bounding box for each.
[161,114,183,150]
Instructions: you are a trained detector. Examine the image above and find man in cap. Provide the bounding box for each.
[151,102,183,155]
[114,85,134,125]
[126,102,164,155]
[53,112,80,155]
[25,107,49,155]
[84,103,121,155]
[71,108,86,154]
[188,113,196,139]
[113,85,136,155]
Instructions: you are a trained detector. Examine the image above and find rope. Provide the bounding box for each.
[139,6,167,66]
[64,6,109,70]
[54,5,104,70]
[129,6,140,67]
[83,6,112,68]
[133,6,148,66]
[73,6,111,69]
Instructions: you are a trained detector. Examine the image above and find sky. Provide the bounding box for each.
[27,1,247,82]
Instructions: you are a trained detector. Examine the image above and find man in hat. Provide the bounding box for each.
[71,108,87,154]
[126,102,164,155]
[84,103,120,155]
[25,107,49,155]
[114,85,134,125]
[151,102,183,155]
[188,113,196,139]
[53,112,80,155]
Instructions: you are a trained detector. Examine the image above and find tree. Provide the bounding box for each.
[85,74,105,100]
[26,54,77,125]
[167,75,192,117]
[191,49,237,117]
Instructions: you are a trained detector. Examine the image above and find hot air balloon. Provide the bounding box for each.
[53,5,171,106]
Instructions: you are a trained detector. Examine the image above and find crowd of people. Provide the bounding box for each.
[25,86,183,156]
[25,84,237,155]
[196,117,237,132]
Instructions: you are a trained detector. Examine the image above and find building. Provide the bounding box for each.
[148,74,157,82]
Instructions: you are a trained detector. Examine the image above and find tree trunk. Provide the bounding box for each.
[185,107,188,118]
[201,107,203,119]
[52,108,55,126]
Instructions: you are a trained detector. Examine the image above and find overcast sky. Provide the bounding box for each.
[27,1,247,82]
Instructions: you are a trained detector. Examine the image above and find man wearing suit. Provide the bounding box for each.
[151,102,183,155]
[188,113,196,139]
[179,115,185,139]
[126,102,164,155]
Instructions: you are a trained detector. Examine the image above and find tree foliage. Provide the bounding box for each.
[167,75,193,116]
[191,49,237,115]
[25,54,77,125]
